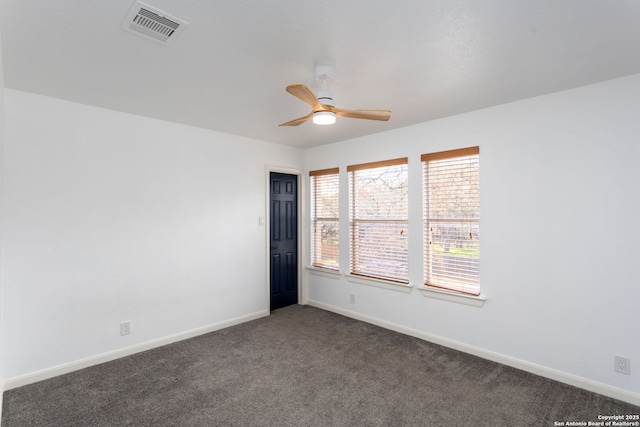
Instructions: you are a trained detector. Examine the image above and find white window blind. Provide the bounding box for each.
[348,158,409,283]
[310,168,340,270]
[422,147,480,295]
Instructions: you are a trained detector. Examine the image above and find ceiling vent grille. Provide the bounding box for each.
[122,1,187,45]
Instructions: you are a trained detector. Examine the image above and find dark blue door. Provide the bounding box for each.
[270,172,298,310]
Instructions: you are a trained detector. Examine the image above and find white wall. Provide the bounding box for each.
[304,74,640,404]
[1,90,304,382]
[0,21,6,420]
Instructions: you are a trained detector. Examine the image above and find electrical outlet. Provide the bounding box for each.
[614,355,630,375]
[349,294,356,304]
[120,321,131,336]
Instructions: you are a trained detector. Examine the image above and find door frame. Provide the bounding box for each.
[265,166,305,311]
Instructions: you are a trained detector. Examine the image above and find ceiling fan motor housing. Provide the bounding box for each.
[316,91,335,108]
[315,85,336,125]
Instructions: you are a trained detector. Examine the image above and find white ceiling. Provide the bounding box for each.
[2,0,640,148]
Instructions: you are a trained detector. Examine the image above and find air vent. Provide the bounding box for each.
[122,1,187,45]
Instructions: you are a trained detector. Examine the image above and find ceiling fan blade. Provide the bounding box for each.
[286,84,323,111]
[279,112,313,127]
[333,107,391,121]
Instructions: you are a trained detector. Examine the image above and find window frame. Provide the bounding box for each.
[309,167,340,272]
[422,147,480,296]
[348,157,409,284]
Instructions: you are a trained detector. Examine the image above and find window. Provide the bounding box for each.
[310,168,340,270]
[348,158,409,283]
[422,147,480,295]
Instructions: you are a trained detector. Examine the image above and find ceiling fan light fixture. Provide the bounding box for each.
[313,111,336,125]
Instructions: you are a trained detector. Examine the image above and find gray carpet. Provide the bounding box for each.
[2,305,639,426]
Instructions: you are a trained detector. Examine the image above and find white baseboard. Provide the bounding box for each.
[2,309,269,392]
[306,299,640,407]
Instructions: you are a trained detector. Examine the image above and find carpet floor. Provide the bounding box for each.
[2,305,639,426]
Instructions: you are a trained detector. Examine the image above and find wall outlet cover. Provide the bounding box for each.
[614,355,630,375]
[120,321,131,336]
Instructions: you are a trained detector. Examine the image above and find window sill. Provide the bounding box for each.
[346,274,413,293]
[417,286,486,307]
[306,266,341,280]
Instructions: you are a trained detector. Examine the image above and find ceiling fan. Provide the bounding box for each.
[279,67,391,127]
